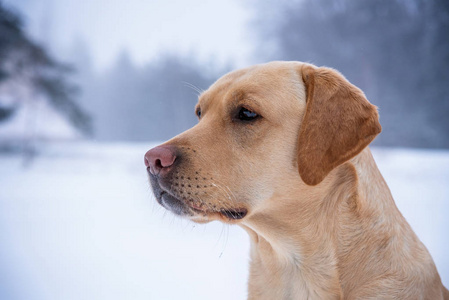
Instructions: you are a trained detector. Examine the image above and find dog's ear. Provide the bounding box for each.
[297,65,381,186]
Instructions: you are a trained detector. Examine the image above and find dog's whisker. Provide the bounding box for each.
[211,181,239,207]
[182,81,204,97]
[216,223,226,250]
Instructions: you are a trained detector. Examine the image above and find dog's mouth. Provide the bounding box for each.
[219,208,248,220]
[189,200,248,220]
[150,175,247,222]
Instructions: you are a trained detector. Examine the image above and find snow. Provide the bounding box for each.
[0,101,80,142]
[0,142,447,299]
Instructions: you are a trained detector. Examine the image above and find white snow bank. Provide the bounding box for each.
[0,143,447,299]
[0,100,79,142]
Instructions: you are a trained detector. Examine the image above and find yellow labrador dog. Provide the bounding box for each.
[145,61,448,299]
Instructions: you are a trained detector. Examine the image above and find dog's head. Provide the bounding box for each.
[145,61,381,224]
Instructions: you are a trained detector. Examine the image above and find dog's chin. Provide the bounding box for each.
[158,191,248,224]
[158,191,191,216]
[149,175,192,217]
[149,175,248,223]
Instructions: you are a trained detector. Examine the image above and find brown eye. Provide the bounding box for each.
[238,107,259,121]
[196,108,201,119]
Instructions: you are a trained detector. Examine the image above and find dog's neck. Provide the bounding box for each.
[240,148,410,299]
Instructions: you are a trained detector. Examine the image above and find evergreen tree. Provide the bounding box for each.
[0,2,91,133]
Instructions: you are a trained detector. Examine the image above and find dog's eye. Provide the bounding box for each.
[238,107,259,121]
[196,108,201,119]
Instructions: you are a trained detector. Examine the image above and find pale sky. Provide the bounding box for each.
[6,0,254,71]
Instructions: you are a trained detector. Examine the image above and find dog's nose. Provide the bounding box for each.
[145,145,177,175]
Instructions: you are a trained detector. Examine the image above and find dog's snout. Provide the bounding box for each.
[145,145,177,175]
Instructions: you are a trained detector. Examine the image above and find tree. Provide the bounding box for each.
[0,2,91,133]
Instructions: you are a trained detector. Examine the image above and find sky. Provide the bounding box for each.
[5,0,253,71]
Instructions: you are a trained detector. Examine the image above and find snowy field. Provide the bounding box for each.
[0,142,448,299]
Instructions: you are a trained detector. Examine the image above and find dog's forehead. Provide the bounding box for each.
[198,61,305,111]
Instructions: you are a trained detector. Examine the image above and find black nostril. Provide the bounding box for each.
[155,159,163,169]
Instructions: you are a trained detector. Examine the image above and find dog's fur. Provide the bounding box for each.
[146,61,448,299]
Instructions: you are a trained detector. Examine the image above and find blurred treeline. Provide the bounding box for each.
[252,0,449,148]
[1,0,448,148]
[75,50,218,141]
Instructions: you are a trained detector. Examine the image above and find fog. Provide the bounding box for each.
[1,0,448,147]
[0,0,448,299]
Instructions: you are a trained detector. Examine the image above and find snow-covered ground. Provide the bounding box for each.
[0,142,448,299]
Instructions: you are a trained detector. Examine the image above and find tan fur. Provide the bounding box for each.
[148,61,448,299]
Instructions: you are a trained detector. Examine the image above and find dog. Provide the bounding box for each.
[145,61,448,299]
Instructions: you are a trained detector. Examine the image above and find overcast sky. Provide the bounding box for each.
[5,0,253,71]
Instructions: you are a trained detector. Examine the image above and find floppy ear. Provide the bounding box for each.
[297,64,381,186]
